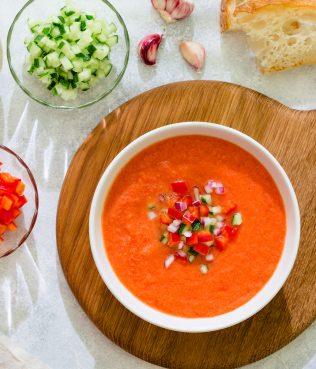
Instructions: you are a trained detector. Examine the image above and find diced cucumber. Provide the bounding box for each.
[51,26,61,38]
[160,233,168,245]
[77,35,93,49]
[60,89,77,100]
[232,212,243,226]
[106,35,118,47]
[200,264,209,274]
[25,4,118,100]
[28,43,42,58]
[94,44,110,60]
[107,22,117,34]
[95,33,107,44]
[103,63,112,76]
[200,194,212,205]
[60,55,73,71]
[78,68,91,81]
[45,51,61,67]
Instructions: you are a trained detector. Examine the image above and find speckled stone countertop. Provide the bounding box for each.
[0,1,315,368]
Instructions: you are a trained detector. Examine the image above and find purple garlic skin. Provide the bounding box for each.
[151,0,194,23]
[138,34,163,65]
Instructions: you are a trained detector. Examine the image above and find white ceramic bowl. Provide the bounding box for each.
[89,122,300,332]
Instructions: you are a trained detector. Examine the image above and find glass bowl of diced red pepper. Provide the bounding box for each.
[0,145,38,257]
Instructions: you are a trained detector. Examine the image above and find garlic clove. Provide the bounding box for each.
[171,0,194,20]
[151,0,167,11]
[138,34,163,66]
[179,41,206,71]
[158,10,177,23]
[166,0,179,14]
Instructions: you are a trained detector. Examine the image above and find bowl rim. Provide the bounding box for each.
[0,145,39,258]
[6,0,130,110]
[89,122,300,332]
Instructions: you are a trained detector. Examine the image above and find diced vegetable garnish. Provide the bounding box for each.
[25,2,118,100]
[232,212,243,226]
[154,179,243,273]
[0,165,27,242]
[171,180,188,194]
[200,264,209,274]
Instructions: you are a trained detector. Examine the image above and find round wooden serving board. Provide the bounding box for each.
[57,81,316,369]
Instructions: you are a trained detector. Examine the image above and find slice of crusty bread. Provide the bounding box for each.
[221,0,316,73]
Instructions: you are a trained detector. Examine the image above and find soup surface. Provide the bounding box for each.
[102,135,286,318]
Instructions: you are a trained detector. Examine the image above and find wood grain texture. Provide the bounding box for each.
[56,81,316,369]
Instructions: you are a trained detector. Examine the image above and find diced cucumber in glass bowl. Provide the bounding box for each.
[7,0,130,109]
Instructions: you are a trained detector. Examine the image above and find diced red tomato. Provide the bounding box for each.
[188,206,200,220]
[181,195,193,207]
[168,232,181,246]
[160,212,172,225]
[0,168,27,242]
[224,225,239,238]
[0,209,15,225]
[168,207,182,220]
[200,204,209,217]
[175,253,188,264]
[182,210,196,225]
[17,195,27,208]
[1,196,13,211]
[171,181,188,194]
[196,230,213,242]
[193,243,210,255]
[186,232,198,245]
[215,236,228,251]
[222,201,237,215]
[0,224,6,235]
[15,181,25,195]
[7,222,17,231]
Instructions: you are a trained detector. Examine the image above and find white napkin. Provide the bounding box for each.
[0,335,51,369]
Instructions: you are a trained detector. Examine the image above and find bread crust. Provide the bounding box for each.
[221,0,316,32]
[220,0,231,32]
[235,0,316,14]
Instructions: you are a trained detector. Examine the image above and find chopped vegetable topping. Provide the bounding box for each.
[0,164,27,242]
[150,179,243,273]
[25,2,118,100]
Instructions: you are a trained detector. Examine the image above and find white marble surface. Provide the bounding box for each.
[0,1,315,369]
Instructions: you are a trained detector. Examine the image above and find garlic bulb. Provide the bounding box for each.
[138,34,163,65]
[179,41,206,71]
[151,0,194,23]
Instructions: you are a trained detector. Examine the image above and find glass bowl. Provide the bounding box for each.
[7,0,130,109]
[0,146,39,258]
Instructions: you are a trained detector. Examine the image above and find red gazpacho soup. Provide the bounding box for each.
[102,135,286,318]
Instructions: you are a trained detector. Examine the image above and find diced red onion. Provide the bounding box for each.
[184,230,192,238]
[208,180,218,188]
[205,253,214,261]
[202,217,213,227]
[164,254,175,269]
[215,182,225,194]
[159,194,165,202]
[213,228,221,236]
[177,250,187,258]
[148,211,157,220]
[193,186,200,201]
[173,219,182,226]
[204,184,213,194]
[167,223,179,233]
[192,200,201,206]
[216,221,224,229]
[175,201,188,211]
[178,241,184,249]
